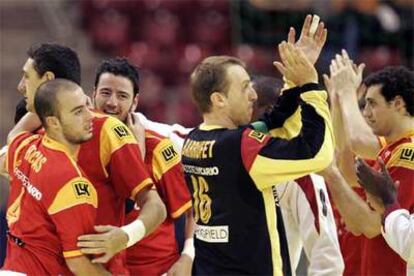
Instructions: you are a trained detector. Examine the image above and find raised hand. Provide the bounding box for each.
[287,14,328,65]
[329,50,365,95]
[356,158,398,205]
[274,41,318,86]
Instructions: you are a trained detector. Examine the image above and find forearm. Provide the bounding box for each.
[135,189,167,237]
[66,255,110,276]
[324,167,382,237]
[337,93,379,159]
[7,112,41,144]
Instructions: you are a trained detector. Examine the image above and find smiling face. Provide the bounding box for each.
[93,72,137,123]
[17,58,50,112]
[222,65,257,126]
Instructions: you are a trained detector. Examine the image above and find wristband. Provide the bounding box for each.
[182,238,195,260]
[121,219,146,248]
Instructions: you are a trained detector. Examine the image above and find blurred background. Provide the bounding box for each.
[0,0,413,268]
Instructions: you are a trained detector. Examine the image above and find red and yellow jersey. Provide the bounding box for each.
[362,129,414,276]
[76,113,153,274]
[3,132,97,275]
[125,130,192,275]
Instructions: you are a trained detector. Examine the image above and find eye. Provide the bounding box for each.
[74,108,83,115]
[100,90,111,96]
[119,94,129,100]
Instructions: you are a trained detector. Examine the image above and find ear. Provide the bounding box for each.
[43,71,55,81]
[210,92,226,108]
[393,95,407,113]
[131,94,139,112]
[45,116,60,129]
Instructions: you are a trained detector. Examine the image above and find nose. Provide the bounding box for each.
[85,106,93,121]
[106,94,118,107]
[17,77,26,95]
[362,104,370,118]
[249,87,258,103]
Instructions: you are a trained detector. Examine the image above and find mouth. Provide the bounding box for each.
[103,110,119,116]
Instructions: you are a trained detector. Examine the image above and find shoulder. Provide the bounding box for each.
[48,176,97,215]
[387,140,414,170]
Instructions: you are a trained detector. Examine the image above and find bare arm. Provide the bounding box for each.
[65,255,111,276]
[77,188,166,263]
[7,112,41,144]
[134,188,167,236]
[329,50,380,159]
[321,165,382,238]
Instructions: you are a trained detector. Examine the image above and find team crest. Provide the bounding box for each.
[400,148,414,162]
[248,130,266,143]
[72,181,91,198]
[161,145,178,162]
[112,125,131,139]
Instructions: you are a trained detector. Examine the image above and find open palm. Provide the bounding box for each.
[288,15,327,65]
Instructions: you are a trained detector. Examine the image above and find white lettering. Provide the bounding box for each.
[195,224,229,243]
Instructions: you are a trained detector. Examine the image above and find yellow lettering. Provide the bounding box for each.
[182,139,216,159]
[23,145,47,173]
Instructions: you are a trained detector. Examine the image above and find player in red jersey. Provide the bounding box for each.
[1,79,110,275]
[322,51,414,275]
[2,43,166,275]
[92,58,194,275]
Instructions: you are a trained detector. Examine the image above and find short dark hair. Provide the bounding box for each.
[27,43,81,85]
[364,66,414,116]
[94,57,140,96]
[34,79,80,127]
[191,56,245,113]
[252,75,282,109]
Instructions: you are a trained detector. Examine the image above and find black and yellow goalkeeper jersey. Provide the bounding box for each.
[182,83,334,275]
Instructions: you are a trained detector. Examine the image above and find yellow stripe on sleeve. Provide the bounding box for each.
[262,187,283,276]
[100,117,138,177]
[63,249,83,258]
[48,177,98,215]
[171,200,192,219]
[152,139,181,181]
[269,107,302,140]
[130,178,154,199]
[386,143,414,170]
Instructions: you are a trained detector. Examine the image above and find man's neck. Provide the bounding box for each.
[47,131,79,157]
[385,116,414,144]
[203,112,237,129]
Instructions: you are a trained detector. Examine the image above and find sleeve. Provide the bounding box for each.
[241,84,335,190]
[100,116,153,199]
[151,138,192,219]
[382,209,414,263]
[136,112,192,153]
[386,142,414,212]
[7,132,34,176]
[295,175,344,275]
[47,177,97,259]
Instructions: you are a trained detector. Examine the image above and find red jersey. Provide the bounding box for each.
[125,130,192,275]
[331,187,366,276]
[361,129,414,275]
[3,132,97,275]
[76,113,153,274]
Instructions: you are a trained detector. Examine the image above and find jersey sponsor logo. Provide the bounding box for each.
[195,224,229,243]
[183,165,219,176]
[400,148,414,162]
[161,145,178,162]
[248,130,266,143]
[13,167,42,200]
[112,125,131,139]
[72,181,91,198]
